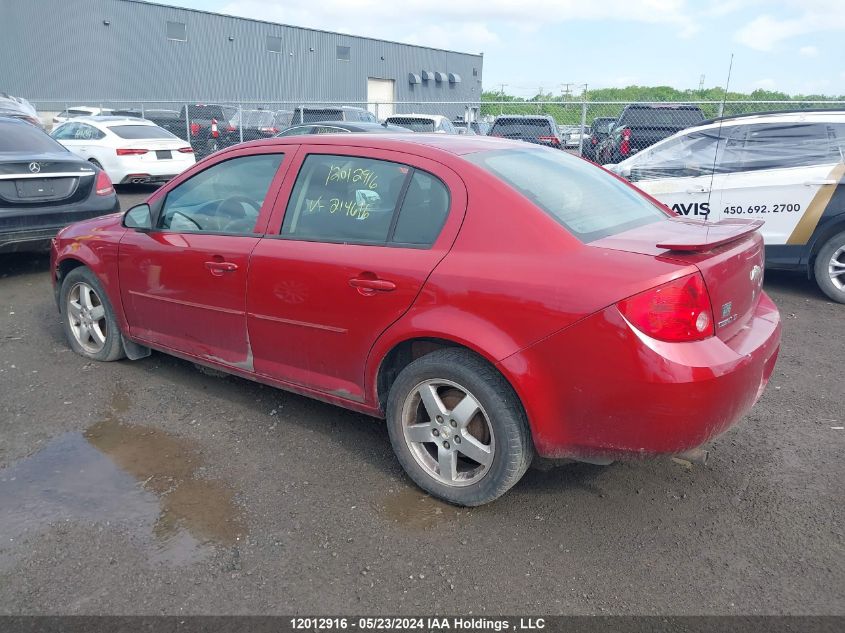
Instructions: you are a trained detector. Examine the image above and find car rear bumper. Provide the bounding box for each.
[0,196,120,253]
[498,292,782,460]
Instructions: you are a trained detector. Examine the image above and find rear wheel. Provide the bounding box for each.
[60,267,125,361]
[386,348,533,506]
[814,231,845,303]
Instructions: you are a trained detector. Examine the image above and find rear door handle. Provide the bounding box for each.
[349,277,396,292]
[205,261,238,276]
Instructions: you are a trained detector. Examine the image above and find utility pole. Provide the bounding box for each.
[560,83,574,100]
[498,83,508,115]
[698,74,706,96]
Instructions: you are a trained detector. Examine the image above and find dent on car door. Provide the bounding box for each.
[118,150,288,366]
[247,148,466,403]
[718,122,845,246]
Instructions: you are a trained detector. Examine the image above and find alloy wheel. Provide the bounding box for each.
[401,379,495,487]
[66,282,108,354]
[828,245,845,290]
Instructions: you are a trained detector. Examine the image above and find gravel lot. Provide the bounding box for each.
[0,185,843,615]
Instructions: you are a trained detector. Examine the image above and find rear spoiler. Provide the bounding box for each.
[657,218,764,252]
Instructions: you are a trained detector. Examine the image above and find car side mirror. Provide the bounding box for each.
[123,203,152,230]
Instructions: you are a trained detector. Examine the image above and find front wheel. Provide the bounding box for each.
[60,266,125,361]
[814,231,845,303]
[386,348,533,506]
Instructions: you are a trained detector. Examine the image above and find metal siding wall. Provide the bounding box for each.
[0,0,483,115]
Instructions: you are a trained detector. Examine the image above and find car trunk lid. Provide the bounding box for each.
[593,217,766,342]
[0,159,95,205]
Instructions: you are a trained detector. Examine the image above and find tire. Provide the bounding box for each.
[813,230,845,303]
[60,266,125,361]
[385,348,534,506]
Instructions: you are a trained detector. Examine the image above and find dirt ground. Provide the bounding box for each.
[0,186,843,614]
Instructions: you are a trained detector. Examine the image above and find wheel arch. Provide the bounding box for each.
[806,214,845,279]
[371,334,526,421]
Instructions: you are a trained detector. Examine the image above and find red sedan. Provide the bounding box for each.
[50,134,781,506]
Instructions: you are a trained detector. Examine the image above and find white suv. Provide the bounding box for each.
[610,110,845,302]
[384,114,457,134]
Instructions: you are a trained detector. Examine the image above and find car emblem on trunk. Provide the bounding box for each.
[750,264,762,285]
[28,162,41,173]
[721,302,733,319]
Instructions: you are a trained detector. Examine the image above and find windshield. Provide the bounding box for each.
[620,107,703,127]
[388,118,436,132]
[0,121,68,153]
[108,125,177,139]
[465,147,666,242]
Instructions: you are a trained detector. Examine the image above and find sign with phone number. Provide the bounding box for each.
[722,203,802,215]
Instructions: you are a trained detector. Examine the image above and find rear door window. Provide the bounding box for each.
[281,155,410,244]
[466,147,666,242]
[732,123,842,171]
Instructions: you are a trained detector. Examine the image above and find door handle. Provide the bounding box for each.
[349,277,396,293]
[685,186,709,193]
[803,179,836,186]
[204,261,238,276]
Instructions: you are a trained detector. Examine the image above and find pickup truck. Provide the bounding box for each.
[144,104,239,157]
[594,104,704,165]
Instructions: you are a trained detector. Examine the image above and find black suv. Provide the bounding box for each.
[145,104,239,157]
[594,104,704,164]
[489,115,563,148]
[290,106,376,124]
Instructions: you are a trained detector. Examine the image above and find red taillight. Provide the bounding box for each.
[591,136,598,145]
[94,169,114,196]
[177,147,194,153]
[259,127,278,134]
[619,127,632,156]
[211,118,219,138]
[617,273,714,343]
[226,124,236,132]
[537,135,560,145]
[190,122,200,136]
[116,148,148,155]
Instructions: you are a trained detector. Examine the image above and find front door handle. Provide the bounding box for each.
[205,261,238,276]
[803,179,836,186]
[349,277,396,293]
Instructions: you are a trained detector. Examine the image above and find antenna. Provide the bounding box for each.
[706,54,734,214]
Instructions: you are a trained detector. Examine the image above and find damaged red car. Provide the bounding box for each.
[50,134,781,505]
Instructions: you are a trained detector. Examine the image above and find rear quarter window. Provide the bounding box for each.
[466,147,667,242]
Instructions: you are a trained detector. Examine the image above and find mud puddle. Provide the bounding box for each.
[0,386,246,568]
[381,488,461,529]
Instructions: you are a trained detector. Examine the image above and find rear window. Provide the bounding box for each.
[465,148,666,242]
[187,105,234,121]
[0,121,67,153]
[108,125,176,140]
[490,118,554,138]
[620,107,704,127]
[387,117,436,133]
[299,109,344,123]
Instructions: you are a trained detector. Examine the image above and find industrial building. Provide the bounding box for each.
[0,0,484,119]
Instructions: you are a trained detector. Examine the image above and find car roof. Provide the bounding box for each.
[284,121,405,132]
[63,115,153,126]
[681,109,845,134]
[493,114,554,120]
[386,113,448,121]
[231,133,529,157]
[699,108,845,126]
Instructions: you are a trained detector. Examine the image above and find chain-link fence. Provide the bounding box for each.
[30,99,845,160]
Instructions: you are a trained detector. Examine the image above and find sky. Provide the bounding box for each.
[166,0,845,97]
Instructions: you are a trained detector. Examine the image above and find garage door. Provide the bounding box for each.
[367,78,395,120]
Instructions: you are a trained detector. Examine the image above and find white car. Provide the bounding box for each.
[383,114,457,134]
[51,116,196,185]
[609,110,845,303]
